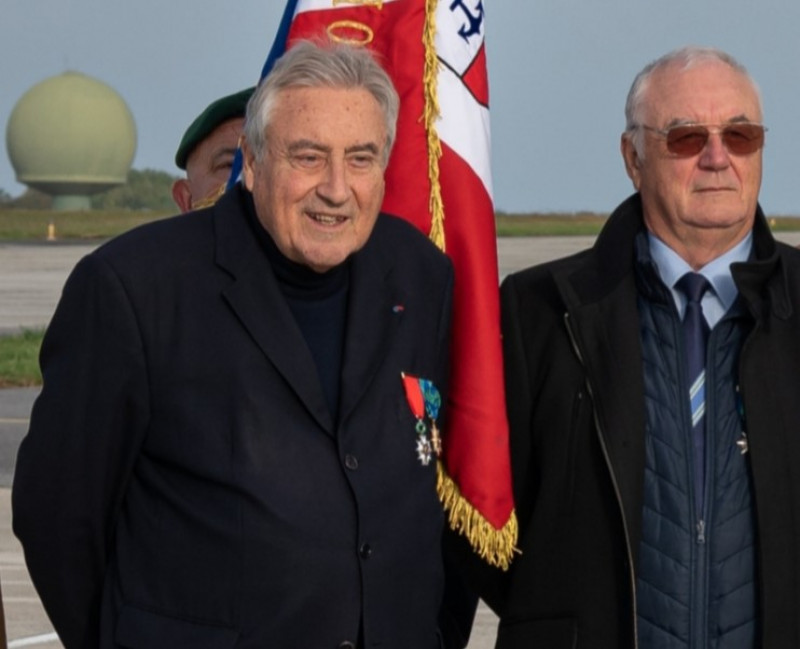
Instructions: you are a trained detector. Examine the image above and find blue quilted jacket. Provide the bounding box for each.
[634,248,758,649]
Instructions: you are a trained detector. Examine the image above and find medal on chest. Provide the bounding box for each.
[401,373,442,466]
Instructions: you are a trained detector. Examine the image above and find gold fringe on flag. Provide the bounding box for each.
[437,461,519,571]
[424,0,518,570]
[422,0,446,252]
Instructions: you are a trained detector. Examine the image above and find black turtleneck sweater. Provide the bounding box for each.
[246,197,350,423]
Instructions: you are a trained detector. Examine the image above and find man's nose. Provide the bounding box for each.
[698,132,731,170]
[317,158,350,204]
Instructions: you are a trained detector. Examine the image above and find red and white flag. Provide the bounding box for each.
[265,0,517,568]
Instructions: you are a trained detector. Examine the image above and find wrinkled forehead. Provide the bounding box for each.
[642,60,763,125]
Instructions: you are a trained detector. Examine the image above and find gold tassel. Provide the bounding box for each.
[437,461,519,571]
[423,0,446,252]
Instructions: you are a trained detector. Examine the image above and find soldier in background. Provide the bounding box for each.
[171,87,253,212]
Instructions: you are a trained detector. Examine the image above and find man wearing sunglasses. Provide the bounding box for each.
[451,46,800,648]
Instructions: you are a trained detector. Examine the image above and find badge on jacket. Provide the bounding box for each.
[401,373,442,466]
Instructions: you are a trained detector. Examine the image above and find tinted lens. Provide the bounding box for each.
[665,124,765,156]
[720,123,765,155]
[665,126,709,156]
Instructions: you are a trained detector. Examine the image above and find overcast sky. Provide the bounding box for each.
[2,1,799,214]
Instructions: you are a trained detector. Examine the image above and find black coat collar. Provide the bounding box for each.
[560,192,790,320]
[209,185,404,435]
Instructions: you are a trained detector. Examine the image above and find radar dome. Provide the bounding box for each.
[6,71,137,210]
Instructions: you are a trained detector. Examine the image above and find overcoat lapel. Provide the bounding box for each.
[564,274,646,549]
[554,195,648,552]
[338,218,404,426]
[213,190,334,433]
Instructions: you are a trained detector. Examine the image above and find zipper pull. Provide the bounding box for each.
[696,519,706,544]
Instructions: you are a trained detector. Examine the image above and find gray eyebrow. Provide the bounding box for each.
[285,140,381,156]
[287,140,330,154]
[345,143,380,156]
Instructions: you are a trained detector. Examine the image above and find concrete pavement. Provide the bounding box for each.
[3,231,800,647]
[0,243,93,337]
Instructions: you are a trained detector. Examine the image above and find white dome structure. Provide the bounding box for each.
[6,71,137,210]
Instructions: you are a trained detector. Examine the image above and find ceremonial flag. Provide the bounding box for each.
[260,0,517,568]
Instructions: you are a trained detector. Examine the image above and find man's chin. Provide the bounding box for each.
[302,250,351,274]
[684,199,755,229]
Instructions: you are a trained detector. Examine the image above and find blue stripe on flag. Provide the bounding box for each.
[260,0,300,80]
[227,0,300,190]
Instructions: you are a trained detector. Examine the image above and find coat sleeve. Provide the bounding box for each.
[500,274,537,531]
[12,252,150,649]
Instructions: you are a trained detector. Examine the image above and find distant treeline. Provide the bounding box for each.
[0,168,179,211]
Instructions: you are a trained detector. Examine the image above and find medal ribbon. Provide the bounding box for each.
[401,373,425,420]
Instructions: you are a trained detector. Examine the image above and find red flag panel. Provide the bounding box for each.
[276,0,516,568]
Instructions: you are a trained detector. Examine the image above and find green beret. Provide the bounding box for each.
[174,86,255,169]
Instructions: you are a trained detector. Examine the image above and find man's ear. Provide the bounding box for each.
[241,141,257,191]
[620,134,643,190]
[171,179,193,213]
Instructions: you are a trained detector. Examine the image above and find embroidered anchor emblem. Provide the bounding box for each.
[449,0,484,43]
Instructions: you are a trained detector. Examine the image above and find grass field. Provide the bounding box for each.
[0,329,43,387]
[496,211,609,236]
[3,207,800,241]
[2,207,616,240]
[0,208,173,241]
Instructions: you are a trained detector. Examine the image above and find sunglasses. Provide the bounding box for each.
[640,122,766,157]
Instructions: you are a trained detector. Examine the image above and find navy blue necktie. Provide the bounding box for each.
[676,272,710,514]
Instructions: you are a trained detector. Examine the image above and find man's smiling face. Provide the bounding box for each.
[243,85,387,273]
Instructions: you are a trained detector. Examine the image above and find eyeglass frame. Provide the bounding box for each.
[634,121,768,157]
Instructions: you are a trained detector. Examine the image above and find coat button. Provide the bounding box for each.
[338,642,356,649]
[359,543,372,559]
[344,454,359,470]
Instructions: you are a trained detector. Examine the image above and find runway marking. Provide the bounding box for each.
[0,418,28,424]
[9,633,60,648]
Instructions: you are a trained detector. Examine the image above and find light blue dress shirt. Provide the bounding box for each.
[647,231,753,329]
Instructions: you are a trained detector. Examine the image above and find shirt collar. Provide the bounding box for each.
[647,230,753,315]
